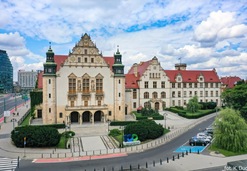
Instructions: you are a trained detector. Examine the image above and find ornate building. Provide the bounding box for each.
[41,33,125,124]
[36,34,222,125]
[125,57,221,113]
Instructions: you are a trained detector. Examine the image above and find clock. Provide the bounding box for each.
[70,56,76,62]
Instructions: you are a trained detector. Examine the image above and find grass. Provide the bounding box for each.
[209,144,247,157]
[186,109,212,115]
[56,135,69,149]
[20,112,32,126]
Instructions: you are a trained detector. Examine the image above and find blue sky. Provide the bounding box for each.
[0,0,247,81]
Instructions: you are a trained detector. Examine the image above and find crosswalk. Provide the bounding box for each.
[0,157,19,171]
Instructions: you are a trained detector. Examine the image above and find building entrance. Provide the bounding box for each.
[82,111,90,122]
[94,111,102,122]
[71,112,79,123]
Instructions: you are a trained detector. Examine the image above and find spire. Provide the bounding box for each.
[116,45,120,54]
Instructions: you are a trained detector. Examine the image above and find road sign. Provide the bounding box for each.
[4,111,10,117]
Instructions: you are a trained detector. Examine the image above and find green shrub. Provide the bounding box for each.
[62,131,75,138]
[109,129,121,136]
[11,126,60,148]
[124,120,163,141]
[110,121,137,126]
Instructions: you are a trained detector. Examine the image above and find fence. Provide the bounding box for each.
[17,109,30,126]
[17,113,216,160]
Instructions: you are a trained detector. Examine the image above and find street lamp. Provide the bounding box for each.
[120,126,125,148]
[163,113,167,129]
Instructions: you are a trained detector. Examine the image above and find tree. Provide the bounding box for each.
[187,96,201,113]
[221,83,247,119]
[213,108,247,152]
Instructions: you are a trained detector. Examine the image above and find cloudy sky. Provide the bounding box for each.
[0,0,247,81]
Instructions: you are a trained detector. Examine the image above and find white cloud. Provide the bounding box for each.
[194,10,247,47]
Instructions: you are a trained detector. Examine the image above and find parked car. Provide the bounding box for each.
[205,127,214,135]
[189,137,209,146]
[196,132,212,141]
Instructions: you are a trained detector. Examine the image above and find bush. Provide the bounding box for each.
[110,121,137,126]
[124,120,163,141]
[109,129,121,137]
[62,131,75,138]
[11,126,60,148]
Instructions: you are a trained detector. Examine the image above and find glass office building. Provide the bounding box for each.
[0,50,13,93]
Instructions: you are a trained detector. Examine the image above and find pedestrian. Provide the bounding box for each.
[17,112,19,116]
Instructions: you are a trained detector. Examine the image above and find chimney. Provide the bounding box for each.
[133,63,138,77]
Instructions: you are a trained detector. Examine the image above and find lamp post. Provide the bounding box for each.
[163,113,167,129]
[3,98,6,123]
[11,118,17,130]
[120,126,125,148]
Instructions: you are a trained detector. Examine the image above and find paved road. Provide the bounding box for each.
[16,116,215,171]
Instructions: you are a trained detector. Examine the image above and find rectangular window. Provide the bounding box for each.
[145,81,148,88]
[91,58,94,63]
[184,100,186,105]
[98,100,101,106]
[195,91,197,96]
[153,81,157,88]
[96,78,103,93]
[71,101,74,107]
[200,91,203,97]
[205,91,208,97]
[119,79,121,84]
[194,83,197,88]
[211,91,213,97]
[49,108,51,113]
[172,100,175,106]
[178,100,181,106]
[189,83,192,88]
[178,83,181,88]
[183,83,186,88]
[83,78,90,93]
[133,89,137,99]
[189,91,192,97]
[172,91,175,97]
[200,83,203,88]
[109,111,112,116]
[216,91,218,97]
[205,83,208,88]
[184,91,186,97]
[49,79,51,84]
[119,106,121,111]
[133,102,136,108]
[59,112,63,118]
[211,83,214,88]
[172,83,175,88]
[69,78,76,93]
[161,81,165,88]
[84,101,88,107]
[178,91,181,97]
[119,93,121,97]
[49,93,51,98]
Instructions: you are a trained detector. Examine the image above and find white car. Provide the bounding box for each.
[196,132,212,141]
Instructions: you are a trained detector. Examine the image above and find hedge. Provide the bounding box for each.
[110,121,137,126]
[11,125,60,147]
[177,109,215,119]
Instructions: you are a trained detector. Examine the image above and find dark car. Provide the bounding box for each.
[189,137,209,146]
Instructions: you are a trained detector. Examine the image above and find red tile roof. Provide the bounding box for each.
[127,60,152,76]
[37,71,43,89]
[54,55,68,71]
[164,70,221,83]
[103,57,114,71]
[125,74,139,89]
[220,76,241,88]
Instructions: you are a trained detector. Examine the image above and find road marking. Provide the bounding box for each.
[0,157,19,171]
[33,153,128,163]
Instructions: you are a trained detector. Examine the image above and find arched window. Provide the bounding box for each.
[144,102,151,108]
[161,92,166,98]
[152,92,158,99]
[144,92,149,99]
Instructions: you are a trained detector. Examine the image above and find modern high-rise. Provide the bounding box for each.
[18,70,38,91]
[0,50,13,93]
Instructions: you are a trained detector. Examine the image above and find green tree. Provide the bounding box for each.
[221,83,247,119]
[213,108,247,152]
[187,96,201,113]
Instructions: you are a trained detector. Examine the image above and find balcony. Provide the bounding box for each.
[68,91,77,98]
[96,90,104,97]
[65,104,108,111]
[82,90,90,96]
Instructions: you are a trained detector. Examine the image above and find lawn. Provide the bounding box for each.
[56,135,69,149]
[209,144,247,157]
[20,112,31,126]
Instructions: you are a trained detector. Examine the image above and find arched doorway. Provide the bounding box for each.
[155,102,160,111]
[82,111,90,122]
[94,111,102,122]
[71,111,79,123]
